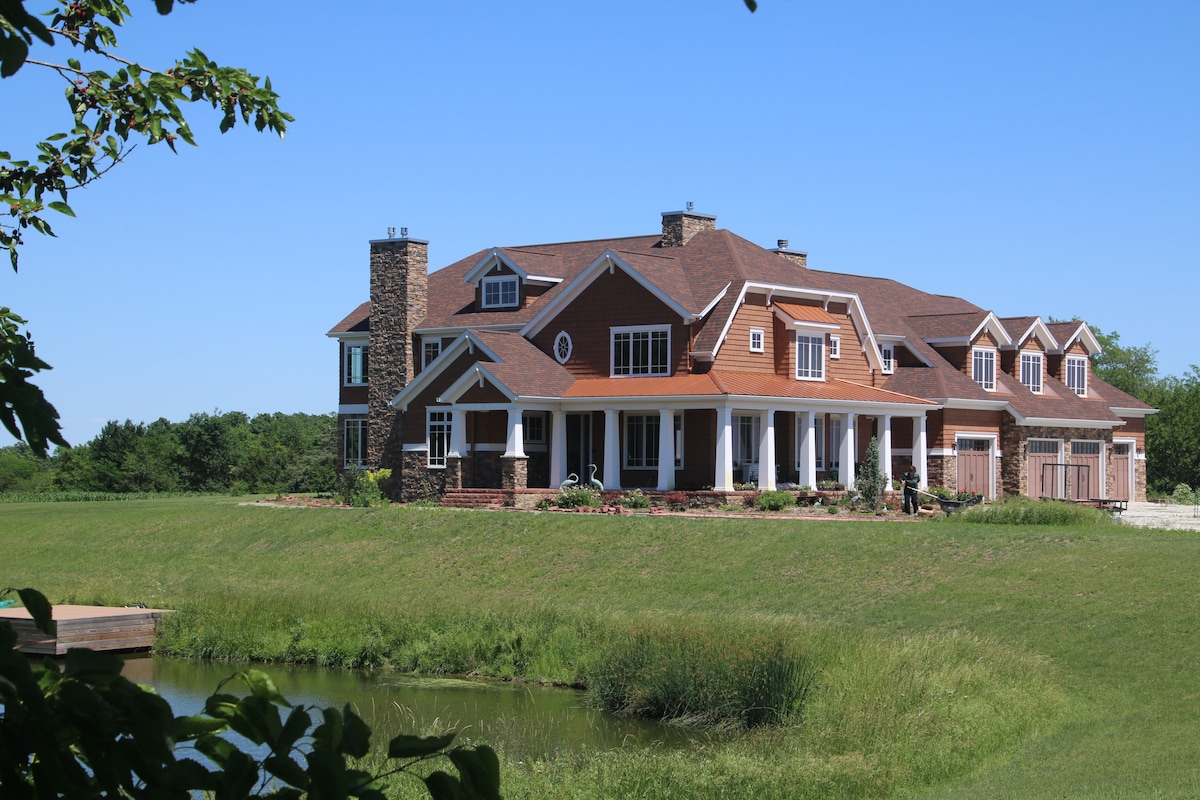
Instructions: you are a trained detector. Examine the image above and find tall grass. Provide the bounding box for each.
[952,495,1119,526]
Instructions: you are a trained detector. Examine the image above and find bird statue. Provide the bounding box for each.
[559,473,579,490]
[587,463,604,491]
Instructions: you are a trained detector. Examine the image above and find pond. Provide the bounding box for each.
[119,655,704,761]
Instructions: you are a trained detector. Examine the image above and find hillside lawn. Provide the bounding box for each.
[2,496,1198,798]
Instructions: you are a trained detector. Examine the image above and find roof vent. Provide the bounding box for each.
[778,239,788,249]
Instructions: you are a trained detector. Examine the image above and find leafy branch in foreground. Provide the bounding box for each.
[0,586,502,800]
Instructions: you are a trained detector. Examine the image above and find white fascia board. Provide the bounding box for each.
[413,323,522,337]
[754,282,884,373]
[1111,406,1158,418]
[327,331,368,341]
[924,336,970,346]
[438,363,516,405]
[1013,416,1120,430]
[1052,322,1103,356]
[463,248,527,285]
[525,274,565,286]
[940,398,1011,411]
[392,330,505,411]
[972,312,1015,348]
[1005,318,1059,352]
[520,250,694,339]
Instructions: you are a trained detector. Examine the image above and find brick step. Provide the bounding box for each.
[441,489,503,509]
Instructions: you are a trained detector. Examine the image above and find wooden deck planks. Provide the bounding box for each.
[0,605,174,655]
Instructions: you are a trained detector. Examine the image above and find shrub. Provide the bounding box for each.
[619,489,651,509]
[1171,483,1197,505]
[555,486,602,509]
[662,491,689,511]
[338,467,391,507]
[854,436,887,512]
[754,489,796,511]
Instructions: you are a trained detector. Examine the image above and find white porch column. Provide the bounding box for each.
[881,414,893,486]
[603,408,620,490]
[759,408,776,490]
[656,408,675,490]
[503,407,525,458]
[914,414,929,488]
[840,412,856,488]
[799,410,817,488]
[449,409,467,458]
[550,410,566,487]
[715,406,734,491]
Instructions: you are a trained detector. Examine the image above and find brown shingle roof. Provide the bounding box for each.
[327,301,370,335]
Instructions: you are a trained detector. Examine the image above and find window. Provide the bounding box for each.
[749,327,765,354]
[522,413,544,444]
[554,331,573,364]
[813,415,825,469]
[624,413,682,469]
[972,347,996,391]
[427,409,452,468]
[1020,351,1043,393]
[423,338,442,369]
[344,343,368,386]
[1066,356,1088,396]
[796,333,825,380]
[481,275,519,309]
[828,416,842,469]
[829,335,841,359]
[881,344,895,375]
[344,419,367,468]
[612,327,670,376]
[737,415,760,467]
[1072,441,1100,455]
[1029,440,1059,454]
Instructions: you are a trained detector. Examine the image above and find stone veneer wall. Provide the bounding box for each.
[399,450,444,503]
[999,419,1123,498]
[501,457,528,491]
[927,455,953,493]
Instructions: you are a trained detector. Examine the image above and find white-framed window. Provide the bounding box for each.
[623,413,682,469]
[796,333,825,380]
[749,327,765,354]
[553,331,573,364]
[828,416,842,470]
[972,347,996,391]
[881,344,895,374]
[423,338,442,369]
[1066,356,1088,396]
[343,419,367,468]
[343,343,368,386]
[612,326,670,377]
[481,275,519,309]
[1020,350,1043,394]
[736,415,760,467]
[813,415,825,469]
[427,409,452,468]
[522,413,544,444]
[829,335,841,359]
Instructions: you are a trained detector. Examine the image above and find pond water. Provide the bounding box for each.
[119,655,703,761]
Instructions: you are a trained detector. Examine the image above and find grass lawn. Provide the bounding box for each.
[2,496,1199,798]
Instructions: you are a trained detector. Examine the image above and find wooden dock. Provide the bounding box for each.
[0,605,173,655]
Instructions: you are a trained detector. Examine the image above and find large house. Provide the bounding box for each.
[328,209,1154,502]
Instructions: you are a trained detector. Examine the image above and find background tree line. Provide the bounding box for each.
[0,411,336,495]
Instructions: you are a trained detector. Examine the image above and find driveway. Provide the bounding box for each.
[1117,501,1200,531]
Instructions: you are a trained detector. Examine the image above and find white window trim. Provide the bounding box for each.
[343,418,367,469]
[1066,355,1088,397]
[343,342,368,387]
[749,327,765,354]
[972,346,997,391]
[795,331,825,381]
[422,337,442,369]
[480,275,520,309]
[623,412,683,470]
[426,409,452,469]
[829,334,841,360]
[610,324,671,377]
[880,344,895,375]
[553,331,573,364]
[1020,350,1043,394]
[522,412,545,446]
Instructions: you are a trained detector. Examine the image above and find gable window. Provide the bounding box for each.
[344,343,368,386]
[624,413,683,469]
[427,409,452,468]
[1020,351,1043,394]
[1066,356,1088,396]
[972,347,996,391]
[881,344,895,375]
[344,419,367,468]
[796,333,825,380]
[829,335,841,359]
[423,338,442,369]
[553,331,573,364]
[481,275,519,309]
[749,327,765,354]
[612,326,670,376]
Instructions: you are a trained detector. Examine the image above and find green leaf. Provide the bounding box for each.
[448,747,501,800]
[0,36,30,79]
[243,668,291,706]
[170,713,229,740]
[424,771,466,800]
[263,754,310,789]
[387,732,457,759]
[47,201,75,217]
[339,706,372,759]
[16,587,54,636]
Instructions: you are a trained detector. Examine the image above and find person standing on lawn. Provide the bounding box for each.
[901,465,920,515]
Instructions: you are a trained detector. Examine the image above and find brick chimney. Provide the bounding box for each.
[772,239,808,268]
[368,231,428,470]
[661,205,716,247]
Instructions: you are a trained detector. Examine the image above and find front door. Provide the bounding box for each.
[956,438,992,498]
[565,413,593,486]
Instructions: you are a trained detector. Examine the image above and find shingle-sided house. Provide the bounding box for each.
[328,209,1155,503]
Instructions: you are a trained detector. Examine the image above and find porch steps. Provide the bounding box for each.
[440,488,503,509]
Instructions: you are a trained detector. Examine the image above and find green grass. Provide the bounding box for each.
[2,496,1199,798]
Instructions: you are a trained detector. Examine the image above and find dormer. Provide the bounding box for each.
[999,317,1059,394]
[1047,321,1102,397]
[772,302,841,381]
[463,248,563,311]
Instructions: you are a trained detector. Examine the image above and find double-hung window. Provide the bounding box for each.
[481,275,519,309]
[1020,351,1043,393]
[344,343,368,386]
[624,413,683,469]
[1066,356,1088,396]
[881,344,895,374]
[427,410,452,468]
[972,347,996,391]
[423,338,442,368]
[344,419,367,468]
[796,333,825,380]
[612,326,670,376]
[522,413,544,445]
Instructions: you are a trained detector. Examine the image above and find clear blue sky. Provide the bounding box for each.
[3,0,1197,449]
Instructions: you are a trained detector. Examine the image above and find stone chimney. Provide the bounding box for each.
[661,205,716,247]
[772,239,808,268]
[368,231,428,470]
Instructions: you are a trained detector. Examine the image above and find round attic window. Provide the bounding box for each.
[554,331,573,364]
